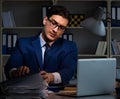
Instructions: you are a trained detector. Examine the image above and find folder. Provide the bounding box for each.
[7,34,13,54]
[117,7,120,20]
[62,33,67,40]
[2,33,7,54]
[101,6,107,26]
[111,6,116,20]
[68,33,73,41]
[12,33,17,50]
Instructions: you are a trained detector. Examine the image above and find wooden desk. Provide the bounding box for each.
[0,87,118,99]
[47,93,117,99]
[0,92,117,99]
[47,86,118,99]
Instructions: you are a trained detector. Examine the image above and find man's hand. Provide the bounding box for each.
[11,66,30,78]
[40,71,54,83]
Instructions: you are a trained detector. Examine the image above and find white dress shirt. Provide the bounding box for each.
[39,34,62,84]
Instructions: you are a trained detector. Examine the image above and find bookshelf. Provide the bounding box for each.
[0,0,120,81]
[110,0,120,70]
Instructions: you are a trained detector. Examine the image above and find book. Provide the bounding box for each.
[95,41,107,55]
[116,41,120,54]
[95,41,103,55]
[111,39,119,55]
[101,41,107,55]
[1,11,16,28]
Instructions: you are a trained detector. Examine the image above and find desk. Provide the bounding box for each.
[0,86,119,99]
[0,93,117,99]
[47,94,117,99]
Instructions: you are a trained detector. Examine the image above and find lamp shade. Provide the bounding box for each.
[81,7,106,36]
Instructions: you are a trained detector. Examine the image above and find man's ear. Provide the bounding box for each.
[43,16,48,25]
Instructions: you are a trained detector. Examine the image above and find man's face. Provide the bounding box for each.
[42,15,68,42]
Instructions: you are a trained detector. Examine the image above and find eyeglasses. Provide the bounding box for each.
[48,18,66,31]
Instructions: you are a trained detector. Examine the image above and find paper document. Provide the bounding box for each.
[4,73,48,98]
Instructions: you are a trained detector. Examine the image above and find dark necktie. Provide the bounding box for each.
[44,44,49,68]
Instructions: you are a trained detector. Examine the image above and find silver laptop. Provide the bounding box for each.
[57,58,116,97]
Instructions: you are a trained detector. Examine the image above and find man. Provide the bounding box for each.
[4,5,77,91]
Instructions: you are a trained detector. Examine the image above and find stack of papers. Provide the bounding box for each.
[3,73,48,98]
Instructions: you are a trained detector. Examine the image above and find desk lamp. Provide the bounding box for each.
[81,7,106,36]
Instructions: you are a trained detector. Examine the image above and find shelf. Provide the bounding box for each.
[111,0,120,1]
[78,54,108,57]
[111,55,120,57]
[2,27,43,29]
[2,27,83,29]
[3,0,50,1]
[3,0,107,1]
[2,54,10,57]
[3,54,108,58]
[112,27,120,30]
[58,0,106,1]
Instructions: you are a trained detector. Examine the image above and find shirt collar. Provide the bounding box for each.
[39,33,54,47]
[39,33,46,47]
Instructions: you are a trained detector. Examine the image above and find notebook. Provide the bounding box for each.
[57,58,116,97]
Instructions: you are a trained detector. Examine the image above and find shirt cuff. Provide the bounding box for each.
[52,72,62,84]
[9,68,17,78]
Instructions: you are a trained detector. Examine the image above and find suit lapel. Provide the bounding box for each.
[32,36,43,69]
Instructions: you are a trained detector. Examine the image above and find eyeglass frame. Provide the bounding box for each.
[47,18,67,31]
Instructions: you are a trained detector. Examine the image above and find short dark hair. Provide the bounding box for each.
[47,5,70,22]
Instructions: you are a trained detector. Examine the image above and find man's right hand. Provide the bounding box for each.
[11,66,30,78]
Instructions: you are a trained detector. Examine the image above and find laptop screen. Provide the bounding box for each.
[76,58,116,96]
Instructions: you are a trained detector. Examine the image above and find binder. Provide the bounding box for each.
[62,33,67,40]
[111,6,116,20]
[101,6,107,26]
[12,33,17,52]
[2,33,7,54]
[42,6,47,19]
[7,34,13,54]
[12,34,17,48]
[111,6,120,26]
[5,33,18,54]
[42,6,51,19]
[62,33,73,41]
[68,33,73,41]
[117,7,120,20]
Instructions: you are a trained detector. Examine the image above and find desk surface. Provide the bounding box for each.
[0,94,117,99]
[0,86,119,99]
[47,94,117,99]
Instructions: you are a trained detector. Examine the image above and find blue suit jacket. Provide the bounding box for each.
[5,34,78,85]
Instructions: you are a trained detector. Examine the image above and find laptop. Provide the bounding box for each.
[57,58,116,97]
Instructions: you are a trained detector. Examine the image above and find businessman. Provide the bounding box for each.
[4,5,77,91]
